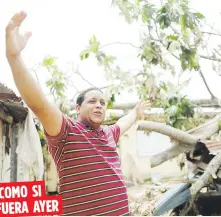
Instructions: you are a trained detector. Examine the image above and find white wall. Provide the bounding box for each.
[136,130,172,156]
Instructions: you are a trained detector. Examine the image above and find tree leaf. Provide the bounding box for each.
[80,49,90,60]
[194,12,205,20]
[180,14,187,37]
[89,35,100,53]
[167,35,179,41]
[42,56,57,67]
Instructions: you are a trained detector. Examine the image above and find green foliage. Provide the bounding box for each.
[139,41,162,65]
[107,94,116,109]
[36,0,209,132]
[35,120,46,146]
[141,2,156,23]
[79,36,136,106]
[112,0,205,72]
[180,46,199,70]
[151,79,197,130]
[218,120,221,131]
[35,117,53,172]
[33,55,72,117]
[156,4,172,29]
[163,95,195,129]
[112,0,141,23]
[77,0,207,130]
[41,56,67,100]
[80,35,100,60]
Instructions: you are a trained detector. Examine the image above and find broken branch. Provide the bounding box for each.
[190,152,221,196]
[138,120,198,145]
[151,144,190,167]
[150,114,221,167]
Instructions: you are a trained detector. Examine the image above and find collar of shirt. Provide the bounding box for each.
[80,121,103,133]
[80,121,89,128]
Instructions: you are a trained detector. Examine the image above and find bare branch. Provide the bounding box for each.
[214,49,221,56]
[202,31,221,37]
[68,80,79,92]
[198,69,218,99]
[75,67,96,87]
[200,54,221,62]
[205,23,221,35]
[100,42,139,49]
[70,70,144,100]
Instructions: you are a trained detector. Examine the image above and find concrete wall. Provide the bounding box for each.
[119,122,186,184]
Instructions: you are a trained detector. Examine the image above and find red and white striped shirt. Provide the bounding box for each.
[45,115,130,216]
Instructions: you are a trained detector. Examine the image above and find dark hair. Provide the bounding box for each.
[76,87,103,106]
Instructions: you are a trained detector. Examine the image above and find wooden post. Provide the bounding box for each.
[10,123,18,182]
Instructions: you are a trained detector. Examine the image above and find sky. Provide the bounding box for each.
[1,0,221,103]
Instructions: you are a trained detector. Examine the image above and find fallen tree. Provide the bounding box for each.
[150,114,221,167]
[111,99,221,109]
[136,113,221,215]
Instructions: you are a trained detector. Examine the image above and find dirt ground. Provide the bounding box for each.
[127,180,182,216]
[126,159,187,216]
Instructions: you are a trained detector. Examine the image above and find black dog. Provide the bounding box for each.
[186,140,215,164]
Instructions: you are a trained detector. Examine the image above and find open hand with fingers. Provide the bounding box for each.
[135,100,152,119]
[5,11,32,57]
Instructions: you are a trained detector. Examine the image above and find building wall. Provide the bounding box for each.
[0,120,36,182]
[0,120,11,182]
[119,122,186,184]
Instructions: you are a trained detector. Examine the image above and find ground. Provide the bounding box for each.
[126,160,187,216]
[127,179,179,216]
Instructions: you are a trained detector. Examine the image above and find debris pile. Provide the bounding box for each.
[127,181,171,216]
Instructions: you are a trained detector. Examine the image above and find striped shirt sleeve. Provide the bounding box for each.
[109,124,120,144]
[44,114,70,147]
